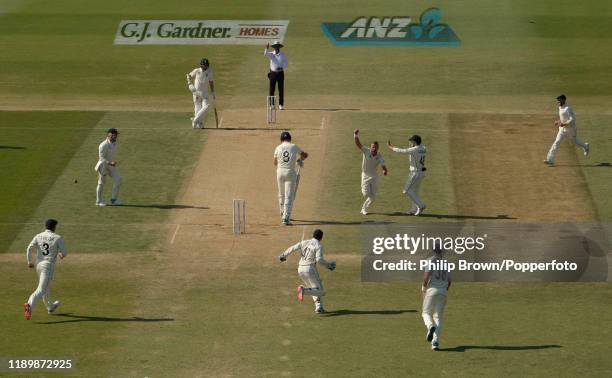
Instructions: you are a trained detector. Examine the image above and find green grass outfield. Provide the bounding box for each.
[1,0,612,376]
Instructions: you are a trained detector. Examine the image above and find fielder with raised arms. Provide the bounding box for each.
[94,128,121,206]
[422,245,451,351]
[354,129,388,215]
[273,131,308,225]
[186,58,216,129]
[544,94,590,165]
[23,219,67,320]
[387,135,427,215]
[278,229,336,314]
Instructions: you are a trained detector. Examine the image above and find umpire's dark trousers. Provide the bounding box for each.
[268,70,284,106]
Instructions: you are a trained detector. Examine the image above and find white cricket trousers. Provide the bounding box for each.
[546,126,588,163]
[422,288,447,342]
[277,168,297,221]
[27,261,56,312]
[361,175,379,212]
[193,94,210,127]
[298,265,325,304]
[97,165,121,202]
[404,171,425,210]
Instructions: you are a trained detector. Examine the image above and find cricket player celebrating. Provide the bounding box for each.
[387,135,427,215]
[94,128,121,206]
[278,229,336,314]
[186,58,215,129]
[421,245,451,351]
[354,129,388,215]
[23,219,67,320]
[544,94,590,165]
[273,131,308,225]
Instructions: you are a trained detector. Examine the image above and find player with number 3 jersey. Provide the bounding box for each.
[388,134,427,216]
[273,131,308,225]
[23,219,67,320]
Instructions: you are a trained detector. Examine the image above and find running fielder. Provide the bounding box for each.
[278,229,336,314]
[387,135,427,215]
[354,129,388,215]
[544,94,590,165]
[23,219,67,320]
[422,245,451,351]
[273,131,308,225]
[186,58,216,129]
[94,128,121,206]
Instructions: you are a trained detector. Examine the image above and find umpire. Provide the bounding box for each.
[264,40,288,110]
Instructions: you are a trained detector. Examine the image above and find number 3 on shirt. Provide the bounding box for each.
[42,243,50,256]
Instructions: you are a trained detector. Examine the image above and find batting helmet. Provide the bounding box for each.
[409,134,422,145]
[280,131,292,142]
[556,94,566,102]
[200,58,210,66]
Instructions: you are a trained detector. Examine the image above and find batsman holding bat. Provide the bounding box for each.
[186,58,216,129]
[273,131,308,225]
[278,229,336,314]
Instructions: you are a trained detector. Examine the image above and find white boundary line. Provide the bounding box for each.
[170,224,181,244]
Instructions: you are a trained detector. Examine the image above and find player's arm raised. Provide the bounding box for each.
[354,129,363,150]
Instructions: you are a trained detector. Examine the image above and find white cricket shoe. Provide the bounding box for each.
[314,306,325,314]
[414,205,426,216]
[47,301,60,314]
[543,160,554,165]
[360,209,369,215]
[431,341,440,351]
[279,105,284,110]
[584,143,590,157]
[405,209,417,215]
[110,198,122,206]
[96,201,106,207]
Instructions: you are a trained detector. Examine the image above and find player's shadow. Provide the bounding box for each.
[320,309,416,317]
[438,344,562,352]
[37,313,174,324]
[285,108,360,112]
[116,204,208,210]
[553,162,611,168]
[0,145,26,149]
[291,219,394,226]
[386,213,516,220]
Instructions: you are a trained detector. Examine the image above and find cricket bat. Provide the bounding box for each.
[293,162,302,200]
[214,107,219,128]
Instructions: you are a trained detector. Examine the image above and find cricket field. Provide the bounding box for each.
[1,0,611,376]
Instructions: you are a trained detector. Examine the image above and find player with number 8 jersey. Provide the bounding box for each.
[273,131,308,225]
[23,219,67,320]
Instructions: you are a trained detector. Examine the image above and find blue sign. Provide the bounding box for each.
[321,8,460,46]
